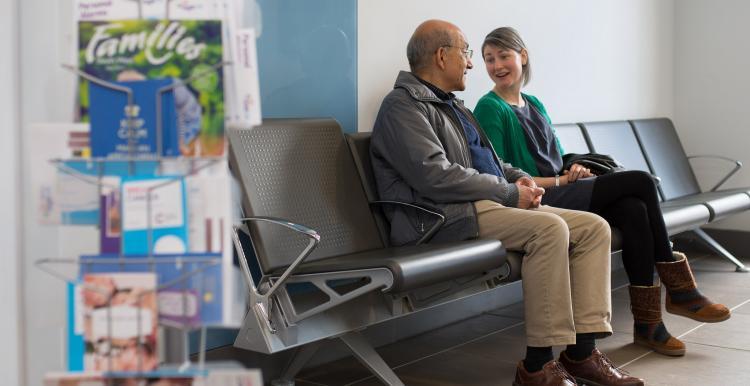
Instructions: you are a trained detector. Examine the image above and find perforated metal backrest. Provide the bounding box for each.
[581,121,652,173]
[345,132,391,246]
[554,123,591,154]
[630,118,701,199]
[228,119,384,272]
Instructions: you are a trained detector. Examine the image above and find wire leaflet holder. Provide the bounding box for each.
[36,254,221,381]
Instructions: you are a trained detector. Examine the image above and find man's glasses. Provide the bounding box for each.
[442,45,473,59]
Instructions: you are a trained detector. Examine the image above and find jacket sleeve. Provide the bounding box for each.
[372,97,520,207]
[499,161,532,183]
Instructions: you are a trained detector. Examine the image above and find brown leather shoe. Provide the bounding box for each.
[656,252,731,323]
[513,360,577,386]
[559,349,644,386]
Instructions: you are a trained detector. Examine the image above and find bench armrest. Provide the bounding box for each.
[369,200,445,245]
[687,155,743,191]
[238,216,320,299]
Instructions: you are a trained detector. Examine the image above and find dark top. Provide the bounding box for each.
[510,96,563,177]
[511,96,594,210]
[417,77,505,179]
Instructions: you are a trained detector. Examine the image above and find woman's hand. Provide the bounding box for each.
[563,163,594,183]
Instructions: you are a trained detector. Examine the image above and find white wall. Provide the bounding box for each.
[674,0,750,231]
[20,1,80,385]
[0,0,22,383]
[0,0,22,382]
[358,0,675,132]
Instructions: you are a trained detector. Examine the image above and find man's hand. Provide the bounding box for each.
[563,163,594,183]
[516,178,545,209]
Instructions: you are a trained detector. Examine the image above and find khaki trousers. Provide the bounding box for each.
[475,200,612,347]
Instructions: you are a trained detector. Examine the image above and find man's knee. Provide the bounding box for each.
[584,211,611,240]
[537,213,570,244]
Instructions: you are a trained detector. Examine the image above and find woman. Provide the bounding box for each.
[474,27,730,357]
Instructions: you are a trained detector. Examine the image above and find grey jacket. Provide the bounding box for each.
[370,71,531,246]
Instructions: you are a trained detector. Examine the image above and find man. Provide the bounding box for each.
[369,20,644,386]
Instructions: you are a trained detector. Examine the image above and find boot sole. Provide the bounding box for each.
[666,306,731,323]
[634,336,686,356]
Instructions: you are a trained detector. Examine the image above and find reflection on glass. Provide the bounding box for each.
[256,0,357,132]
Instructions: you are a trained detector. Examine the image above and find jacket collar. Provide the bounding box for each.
[394,71,464,105]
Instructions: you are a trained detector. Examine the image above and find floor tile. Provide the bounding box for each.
[486,301,525,319]
[297,314,520,385]
[590,332,653,366]
[620,342,750,386]
[295,250,750,386]
[681,312,750,351]
[732,299,750,315]
[450,323,528,362]
[351,349,518,386]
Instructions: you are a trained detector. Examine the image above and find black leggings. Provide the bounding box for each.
[588,170,674,285]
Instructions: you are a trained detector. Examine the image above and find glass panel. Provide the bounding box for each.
[255,0,357,132]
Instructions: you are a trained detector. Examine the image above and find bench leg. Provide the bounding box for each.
[692,228,749,272]
[340,331,405,386]
[272,342,323,386]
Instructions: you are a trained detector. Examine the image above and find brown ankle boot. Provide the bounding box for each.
[629,285,686,356]
[656,252,731,323]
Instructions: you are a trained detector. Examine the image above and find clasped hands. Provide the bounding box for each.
[516,177,544,209]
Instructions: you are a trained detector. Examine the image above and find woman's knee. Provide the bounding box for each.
[604,197,650,228]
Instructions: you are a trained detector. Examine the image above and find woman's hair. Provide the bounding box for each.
[482,27,531,86]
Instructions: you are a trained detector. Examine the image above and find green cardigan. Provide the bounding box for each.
[474,91,564,177]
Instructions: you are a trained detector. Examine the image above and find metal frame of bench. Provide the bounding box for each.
[227,119,511,385]
[558,120,749,272]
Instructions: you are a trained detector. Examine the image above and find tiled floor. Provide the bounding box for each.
[296,250,750,385]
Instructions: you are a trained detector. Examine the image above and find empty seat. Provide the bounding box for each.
[631,118,750,221]
[580,120,712,232]
[554,123,591,154]
[581,120,652,173]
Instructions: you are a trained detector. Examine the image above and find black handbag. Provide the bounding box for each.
[562,153,625,176]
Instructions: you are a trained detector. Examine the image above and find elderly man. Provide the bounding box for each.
[369,20,644,386]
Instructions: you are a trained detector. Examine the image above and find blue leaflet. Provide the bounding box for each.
[89,78,179,158]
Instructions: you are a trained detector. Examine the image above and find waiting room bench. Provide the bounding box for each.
[556,118,750,272]
[228,118,512,386]
[227,117,748,385]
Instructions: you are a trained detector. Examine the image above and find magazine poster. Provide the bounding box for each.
[75,0,235,22]
[81,272,158,372]
[228,28,261,127]
[88,77,179,157]
[44,368,262,385]
[78,19,225,156]
[121,176,188,255]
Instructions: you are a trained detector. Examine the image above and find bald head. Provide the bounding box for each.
[407,19,463,72]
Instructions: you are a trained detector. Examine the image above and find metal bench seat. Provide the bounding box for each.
[274,239,505,293]
[661,191,750,222]
[228,118,509,385]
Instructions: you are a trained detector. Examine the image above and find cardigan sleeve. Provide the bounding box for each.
[473,98,512,161]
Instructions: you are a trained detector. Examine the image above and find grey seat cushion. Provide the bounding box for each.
[282,239,507,293]
[661,191,750,222]
[659,204,711,235]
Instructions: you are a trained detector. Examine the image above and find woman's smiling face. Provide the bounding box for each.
[483,45,527,92]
